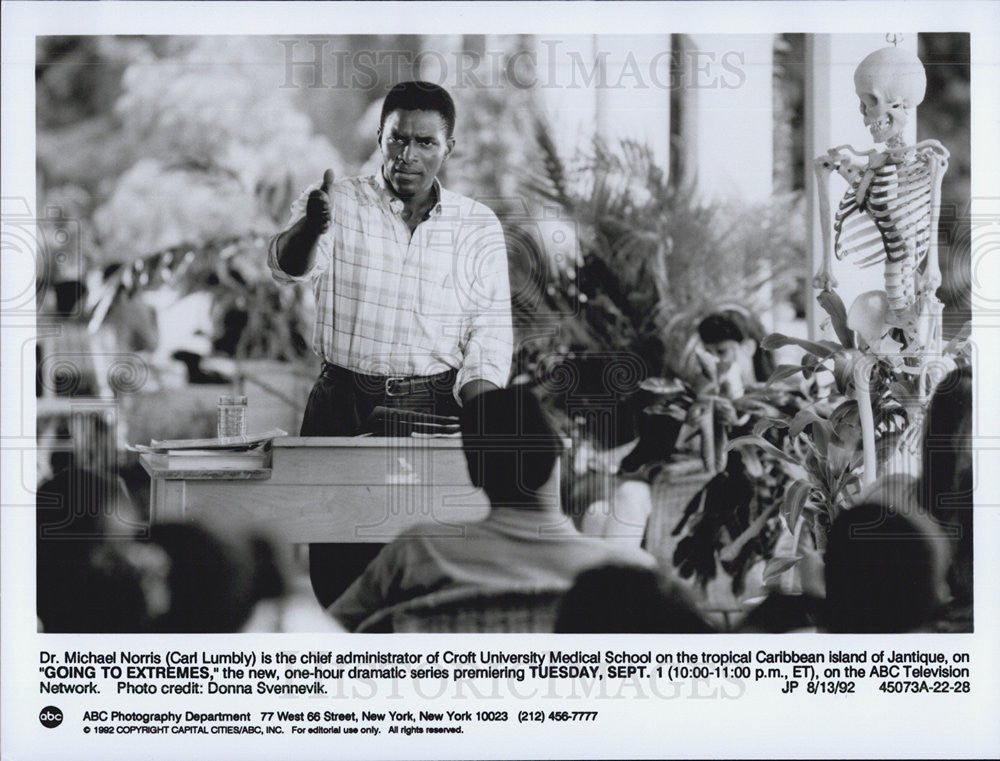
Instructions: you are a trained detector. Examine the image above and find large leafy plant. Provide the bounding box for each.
[671,379,805,593]
[88,233,312,362]
[727,289,971,568]
[514,121,805,439]
[515,122,811,589]
[672,284,970,594]
[519,124,805,359]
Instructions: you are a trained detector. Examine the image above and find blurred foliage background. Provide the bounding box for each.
[35,33,970,441]
[32,33,972,604]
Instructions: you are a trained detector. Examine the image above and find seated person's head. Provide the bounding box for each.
[738,593,820,633]
[147,522,266,633]
[37,541,152,633]
[460,387,562,507]
[697,313,754,379]
[36,467,151,632]
[36,466,138,543]
[920,364,973,603]
[922,365,973,506]
[823,502,950,633]
[921,366,972,524]
[556,564,715,633]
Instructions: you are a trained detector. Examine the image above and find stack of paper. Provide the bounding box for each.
[129,429,288,469]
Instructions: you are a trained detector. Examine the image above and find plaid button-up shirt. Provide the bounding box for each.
[269,173,513,398]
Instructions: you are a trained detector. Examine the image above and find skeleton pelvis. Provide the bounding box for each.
[847,290,890,348]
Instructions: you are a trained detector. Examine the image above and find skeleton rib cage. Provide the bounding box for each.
[832,147,944,313]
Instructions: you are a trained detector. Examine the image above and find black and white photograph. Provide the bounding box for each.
[3,2,999,759]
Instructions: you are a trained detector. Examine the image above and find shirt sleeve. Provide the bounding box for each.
[454,214,514,401]
[267,181,334,284]
[325,542,404,632]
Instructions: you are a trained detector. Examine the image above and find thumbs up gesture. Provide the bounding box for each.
[305,168,335,233]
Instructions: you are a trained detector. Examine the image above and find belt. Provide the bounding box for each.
[320,363,455,397]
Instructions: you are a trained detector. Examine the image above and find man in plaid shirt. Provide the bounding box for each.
[270,81,513,605]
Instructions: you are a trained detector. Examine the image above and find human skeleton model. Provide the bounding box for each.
[812,45,949,486]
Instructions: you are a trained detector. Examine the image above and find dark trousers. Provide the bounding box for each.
[303,363,459,607]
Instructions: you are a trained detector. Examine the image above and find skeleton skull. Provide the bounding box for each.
[854,46,927,144]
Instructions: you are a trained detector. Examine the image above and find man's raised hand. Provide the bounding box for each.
[306,168,335,233]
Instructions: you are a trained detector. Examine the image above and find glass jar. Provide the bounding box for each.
[217,395,248,438]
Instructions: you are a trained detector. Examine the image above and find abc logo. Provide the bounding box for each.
[39,706,63,728]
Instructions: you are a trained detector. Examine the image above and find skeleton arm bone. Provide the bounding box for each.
[853,355,879,488]
[916,145,948,356]
[924,146,949,295]
[812,156,840,291]
[814,146,884,290]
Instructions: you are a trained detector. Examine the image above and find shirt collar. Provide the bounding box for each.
[376,168,444,218]
[486,506,579,534]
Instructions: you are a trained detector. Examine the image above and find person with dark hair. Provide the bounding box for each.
[697,312,745,346]
[737,592,822,633]
[848,364,973,629]
[268,81,513,606]
[555,564,715,633]
[822,502,950,633]
[697,308,773,393]
[920,364,973,620]
[36,465,340,633]
[143,522,345,633]
[146,523,259,633]
[36,467,150,632]
[328,388,655,631]
[379,80,457,142]
[458,385,563,504]
[619,307,774,478]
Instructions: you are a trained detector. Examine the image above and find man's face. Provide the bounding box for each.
[378,109,454,200]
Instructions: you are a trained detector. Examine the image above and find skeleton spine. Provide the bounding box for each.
[884,253,914,312]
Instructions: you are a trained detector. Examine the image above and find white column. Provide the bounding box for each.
[804,34,920,339]
[533,36,601,159]
[593,35,672,166]
[682,34,774,202]
[678,35,774,326]
[533,36,672,166]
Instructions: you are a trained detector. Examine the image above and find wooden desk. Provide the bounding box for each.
[141,436,559,543]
